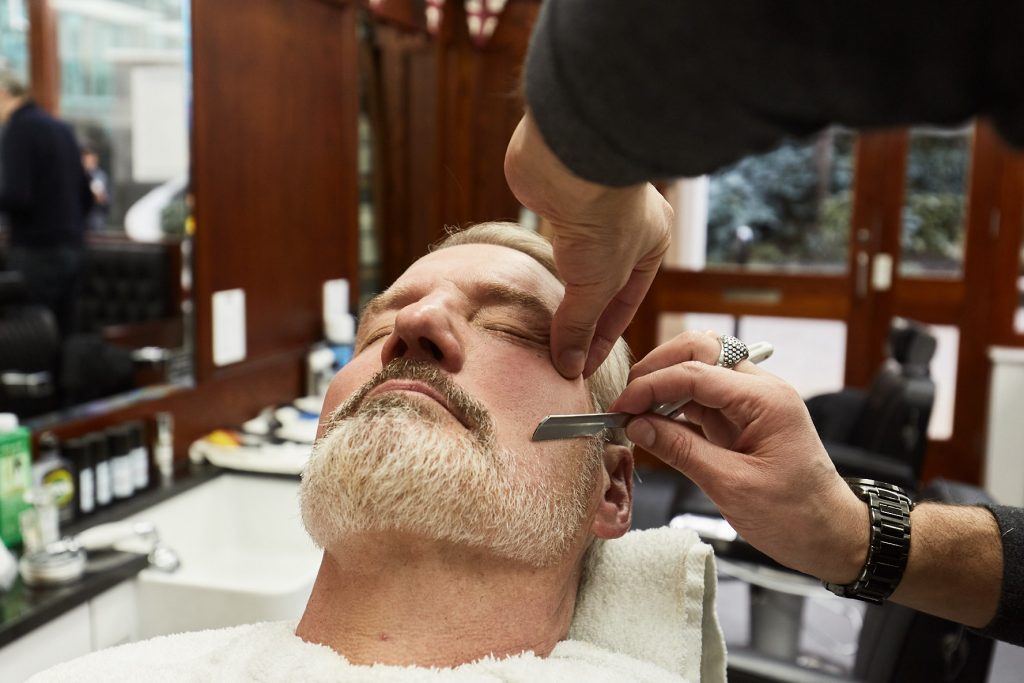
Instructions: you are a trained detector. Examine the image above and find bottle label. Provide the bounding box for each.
[96,461,112,505]
[80,468,95,514]
[132,447,149,489]
[113,455,134,498]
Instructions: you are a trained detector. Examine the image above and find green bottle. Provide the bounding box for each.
[0,413,32,547]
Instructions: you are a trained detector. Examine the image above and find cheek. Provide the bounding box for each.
[317,354,381,438]
[464,342,592,454]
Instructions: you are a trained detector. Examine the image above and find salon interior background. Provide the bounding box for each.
[2,0,1024,499]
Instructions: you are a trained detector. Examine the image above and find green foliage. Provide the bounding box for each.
[707,133,852,268]
[901,132,969,273]
[902,193,964,270]
[706,129,968,272]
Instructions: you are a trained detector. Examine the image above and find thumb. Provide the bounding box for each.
[626,415,729,488]
[550,281,613,378]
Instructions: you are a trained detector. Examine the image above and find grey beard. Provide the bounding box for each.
[300,393,599,568]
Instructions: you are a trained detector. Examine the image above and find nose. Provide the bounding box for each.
[380,295,465,372]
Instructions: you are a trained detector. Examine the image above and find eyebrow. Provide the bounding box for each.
[475,281,555,330]
[356,280,555,346]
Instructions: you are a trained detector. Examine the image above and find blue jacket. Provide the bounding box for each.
[0,101,92,248]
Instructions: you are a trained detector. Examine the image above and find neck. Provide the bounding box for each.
[0,96,26,122]
[295,533,583,668]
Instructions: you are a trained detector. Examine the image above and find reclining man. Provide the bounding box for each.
[34,222,725,682]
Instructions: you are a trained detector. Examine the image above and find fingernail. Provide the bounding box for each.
[558,348,586,377]
[627,419,655,449]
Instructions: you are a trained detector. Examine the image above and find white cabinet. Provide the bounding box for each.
[0,603,92,683]
[985,347,1024,506]
[90,581,139,651]
[0,579,139,682]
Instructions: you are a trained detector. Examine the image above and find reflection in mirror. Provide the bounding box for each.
[0,0,193,424]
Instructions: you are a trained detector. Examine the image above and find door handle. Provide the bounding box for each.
[856,251,870,299]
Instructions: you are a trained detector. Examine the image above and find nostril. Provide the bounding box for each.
[392,339,408,357]
[419,337,443,361]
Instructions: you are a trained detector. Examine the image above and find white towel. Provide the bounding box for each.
[29,528,725,682]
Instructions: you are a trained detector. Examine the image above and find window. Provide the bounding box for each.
[0,0,29,78]
[704,129,855,273]
[56,0,189,235]
[899,127,972,278]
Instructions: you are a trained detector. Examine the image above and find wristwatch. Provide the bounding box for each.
[823,478,915,605]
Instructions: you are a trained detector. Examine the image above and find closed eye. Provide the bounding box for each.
[484,324,549,347]
[359,328,392,351]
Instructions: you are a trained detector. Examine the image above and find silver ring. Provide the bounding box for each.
[717,335,749,368]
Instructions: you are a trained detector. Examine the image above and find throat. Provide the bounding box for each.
[294,541,581,668]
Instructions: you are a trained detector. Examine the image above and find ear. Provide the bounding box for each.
[590,444,633,540]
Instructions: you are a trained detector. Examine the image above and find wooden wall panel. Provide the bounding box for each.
[27,0,60,113]
[434,0,537,228]
[191,0,360,381]
[370,0,539,288]
[372,25,439,287]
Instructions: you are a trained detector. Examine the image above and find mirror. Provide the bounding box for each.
[0,0,193,423]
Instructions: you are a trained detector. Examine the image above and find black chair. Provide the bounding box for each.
[806,320,937,492]
[0,272,61,415]
[76,240,175,333]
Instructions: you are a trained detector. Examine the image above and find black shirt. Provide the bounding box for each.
[525,0,1024,185]
[0,101,92,248]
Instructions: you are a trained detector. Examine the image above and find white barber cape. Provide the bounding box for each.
[30,527,727,682]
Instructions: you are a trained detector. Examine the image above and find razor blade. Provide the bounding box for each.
[532,341,773,442]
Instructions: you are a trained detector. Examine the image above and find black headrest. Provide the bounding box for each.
[0,271,27,307]
[889,320,937,374]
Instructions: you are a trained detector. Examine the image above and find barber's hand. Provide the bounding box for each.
[609,333,870,584]
[505,111,672,379]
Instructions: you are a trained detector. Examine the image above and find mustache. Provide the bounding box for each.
[325,359,495,445]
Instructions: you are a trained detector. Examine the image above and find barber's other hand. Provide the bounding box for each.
[609,336,870,584]
[505,111,672,379]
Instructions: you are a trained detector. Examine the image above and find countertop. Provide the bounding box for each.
[0,463,225,649]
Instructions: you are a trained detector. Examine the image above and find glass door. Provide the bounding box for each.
[631,121,1024,485]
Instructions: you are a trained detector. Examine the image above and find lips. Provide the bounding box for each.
[364,379,472,429]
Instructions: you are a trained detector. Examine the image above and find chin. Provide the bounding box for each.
[299,400,598,568]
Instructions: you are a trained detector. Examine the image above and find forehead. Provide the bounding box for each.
[395,243,564,306]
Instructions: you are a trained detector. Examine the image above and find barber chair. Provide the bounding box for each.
[806,320,937,493]
[0,272,60,416]
[62,240,184,405]
[76,240,176,333]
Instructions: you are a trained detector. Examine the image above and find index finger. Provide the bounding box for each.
[580,250,664,378]
[609,361,773,429]
[550,278,621,379]
[628,330,721,382]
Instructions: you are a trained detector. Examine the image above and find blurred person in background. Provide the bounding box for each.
[81,143,110,232]
[0,69,93,337]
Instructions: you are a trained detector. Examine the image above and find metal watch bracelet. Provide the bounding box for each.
[824,477,915,605]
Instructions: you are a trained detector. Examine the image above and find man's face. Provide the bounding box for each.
[300,243,605,566]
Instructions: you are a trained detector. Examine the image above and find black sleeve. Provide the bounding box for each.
[525,0,1024,186]
[0,123,34,211]
[974,505,1024,646]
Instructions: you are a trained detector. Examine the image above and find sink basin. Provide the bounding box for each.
[125,473,322,638]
